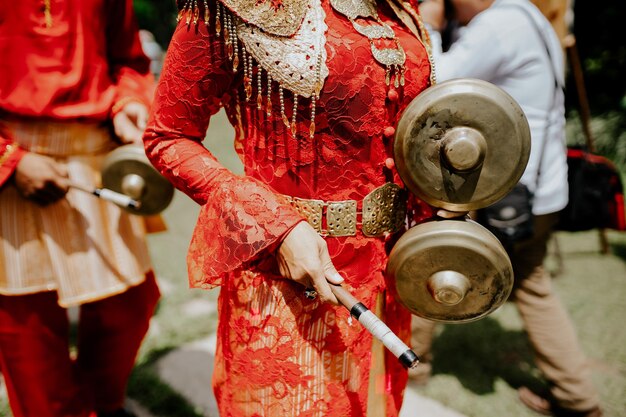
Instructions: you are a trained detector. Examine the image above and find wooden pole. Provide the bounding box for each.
[566,35,597,152]
[565,36,610,253]
[531,1,610,253]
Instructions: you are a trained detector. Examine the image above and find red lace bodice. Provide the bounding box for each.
[144,0,434,415]
[144,0,433,286]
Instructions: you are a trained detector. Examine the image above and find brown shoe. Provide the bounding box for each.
[518,387,603,417]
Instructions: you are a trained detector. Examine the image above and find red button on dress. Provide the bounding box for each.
[387,88,399,102]
[383,126,396,138]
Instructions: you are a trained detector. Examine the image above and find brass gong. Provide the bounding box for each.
[101,145,174,216]
[394,78,531,211]
[387,219,513,323]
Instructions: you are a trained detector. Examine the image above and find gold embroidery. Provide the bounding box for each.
[43,0,52,28]
[234,0,328,138]
[330,0,407,87]
[179,0,308,36]
[0,144,18,166]
[178,0,433,140]
[237,0,328,99]
[386,0,437,85]
[219,0,308,37]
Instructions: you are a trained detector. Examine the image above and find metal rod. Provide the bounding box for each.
[330,283,420,369]
[68,182,141,210]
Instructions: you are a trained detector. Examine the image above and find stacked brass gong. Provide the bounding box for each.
[101,145,174,216]
[388,78,531,323]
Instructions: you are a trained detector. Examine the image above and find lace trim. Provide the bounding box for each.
[178,0,308,36]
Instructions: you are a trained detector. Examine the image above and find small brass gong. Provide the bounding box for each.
[101,145,174,215]
[387,219,513,323]
[394,78,531,211]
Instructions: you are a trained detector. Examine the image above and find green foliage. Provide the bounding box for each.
[0,399,10,417]
[560,3,626,171]
[133,0,178,47]
[567,111,626,167]
[570,2,626,114]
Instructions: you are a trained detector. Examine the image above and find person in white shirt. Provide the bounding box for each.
[413,1,603,416]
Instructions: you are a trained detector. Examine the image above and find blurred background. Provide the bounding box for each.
[1,1,624,416]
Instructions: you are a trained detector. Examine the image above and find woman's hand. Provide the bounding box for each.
[14,153,69,205]
[277,221,344,305]
[112,101,149,145]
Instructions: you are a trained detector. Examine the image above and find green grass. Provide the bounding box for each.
[415,230,626,417]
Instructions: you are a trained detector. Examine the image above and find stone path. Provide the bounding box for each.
[125,332,467,417]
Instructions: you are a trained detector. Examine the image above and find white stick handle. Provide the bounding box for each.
[95,188,137,208]
[330,284,419,369]
[69,183,141,210]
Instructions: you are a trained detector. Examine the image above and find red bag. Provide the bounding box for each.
[557,147,626,232]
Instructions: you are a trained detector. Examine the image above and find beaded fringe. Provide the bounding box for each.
[178,0,320,139]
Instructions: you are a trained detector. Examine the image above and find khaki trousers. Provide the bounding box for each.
[411,213,599,411]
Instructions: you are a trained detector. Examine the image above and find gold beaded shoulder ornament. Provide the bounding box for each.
[178,0,434,139]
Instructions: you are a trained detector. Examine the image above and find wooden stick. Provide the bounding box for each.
[330,283,420,369]
[566,37,596,153]
[566,36,610,253]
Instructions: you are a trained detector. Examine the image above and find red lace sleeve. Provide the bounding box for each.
[143,20,304,289]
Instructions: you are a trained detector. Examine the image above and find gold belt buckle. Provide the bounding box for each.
[327,200,357,236]
[286,183,407,237]
[288,198,357,237]
[289,197,325,233]
[362,183,408,237]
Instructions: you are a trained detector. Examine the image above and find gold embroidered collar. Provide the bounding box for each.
[178,0,434,138]
[219,0,309,37]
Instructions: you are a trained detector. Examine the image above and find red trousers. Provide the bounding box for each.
[0,272,160,417]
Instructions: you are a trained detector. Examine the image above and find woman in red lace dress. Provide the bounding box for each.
[144,0,434,415]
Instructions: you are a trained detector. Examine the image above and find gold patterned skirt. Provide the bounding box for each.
[0,119,152,307]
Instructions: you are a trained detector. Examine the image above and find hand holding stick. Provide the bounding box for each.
[329,283,420,369]
[277,223,418,368]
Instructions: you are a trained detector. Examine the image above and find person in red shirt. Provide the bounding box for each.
[0,2,160,417]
